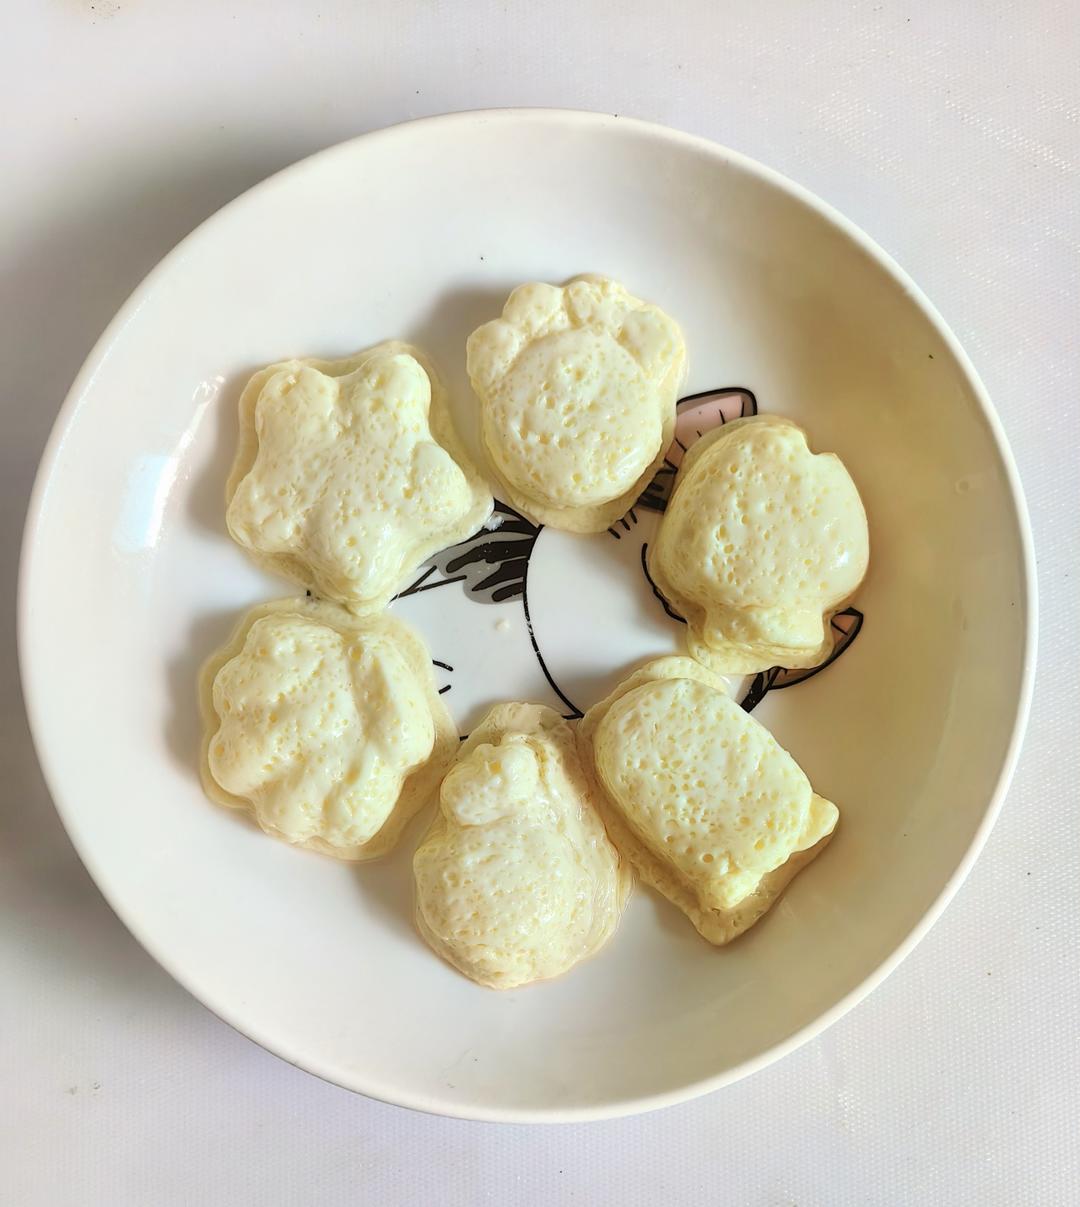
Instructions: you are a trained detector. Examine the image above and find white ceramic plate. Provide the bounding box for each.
[20,111,1035,1122]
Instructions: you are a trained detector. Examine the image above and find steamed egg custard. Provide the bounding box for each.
[413,703,631,988]
[466,277,687,532]
[226,341,492,614]
[201,598,456,860]
[580,657,838,945]
[652,415,869,674]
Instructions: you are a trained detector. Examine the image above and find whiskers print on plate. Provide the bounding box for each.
[397,501,540,605]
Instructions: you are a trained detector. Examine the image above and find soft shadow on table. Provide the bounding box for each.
[1,135,326,1014]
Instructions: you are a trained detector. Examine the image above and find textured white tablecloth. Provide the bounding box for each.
[4,2,1077,1203]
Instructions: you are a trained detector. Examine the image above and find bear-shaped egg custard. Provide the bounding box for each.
[413,702,631,988]
[226,342,492,614]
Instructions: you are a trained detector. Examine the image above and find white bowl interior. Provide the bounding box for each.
[21,112,1031,1120]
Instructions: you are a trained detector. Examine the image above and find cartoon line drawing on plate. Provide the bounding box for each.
[393,387,864,723]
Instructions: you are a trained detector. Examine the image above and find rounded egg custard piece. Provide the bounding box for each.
[200,598,457,860]
[413,703,632,989]
[466,277,687,532]
[226,341,493,614]
[652,415,868,673]
[579,657,838,945]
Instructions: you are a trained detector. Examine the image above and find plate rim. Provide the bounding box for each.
[17,107,1038,1123]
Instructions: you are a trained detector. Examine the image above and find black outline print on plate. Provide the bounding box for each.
[397,386,863,717]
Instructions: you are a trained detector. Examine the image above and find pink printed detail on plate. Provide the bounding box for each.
[638,388,757,513]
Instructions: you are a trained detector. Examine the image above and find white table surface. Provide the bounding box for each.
[4,2,1077,1203]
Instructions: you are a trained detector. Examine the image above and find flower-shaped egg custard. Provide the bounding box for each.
[466,277,686,532]
[413,703,631,988]
[580,657,838,945]
[652,415,869,673]
[226,342,492,613]
[201,598,456,859]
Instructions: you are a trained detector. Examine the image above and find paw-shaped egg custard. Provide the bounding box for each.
[226,342,492,613]
[413,703,631,988]
[201,599,456,859]
[580,657,838,945]
[466,277,686,532]
[652,415,869,673]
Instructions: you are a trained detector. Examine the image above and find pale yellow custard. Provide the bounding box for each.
[226,342,492,613]
[200,598,456,860]
[466,277,686,531]
[413,703,631,988]
[579,657,837,945]
[652,415,869,673]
